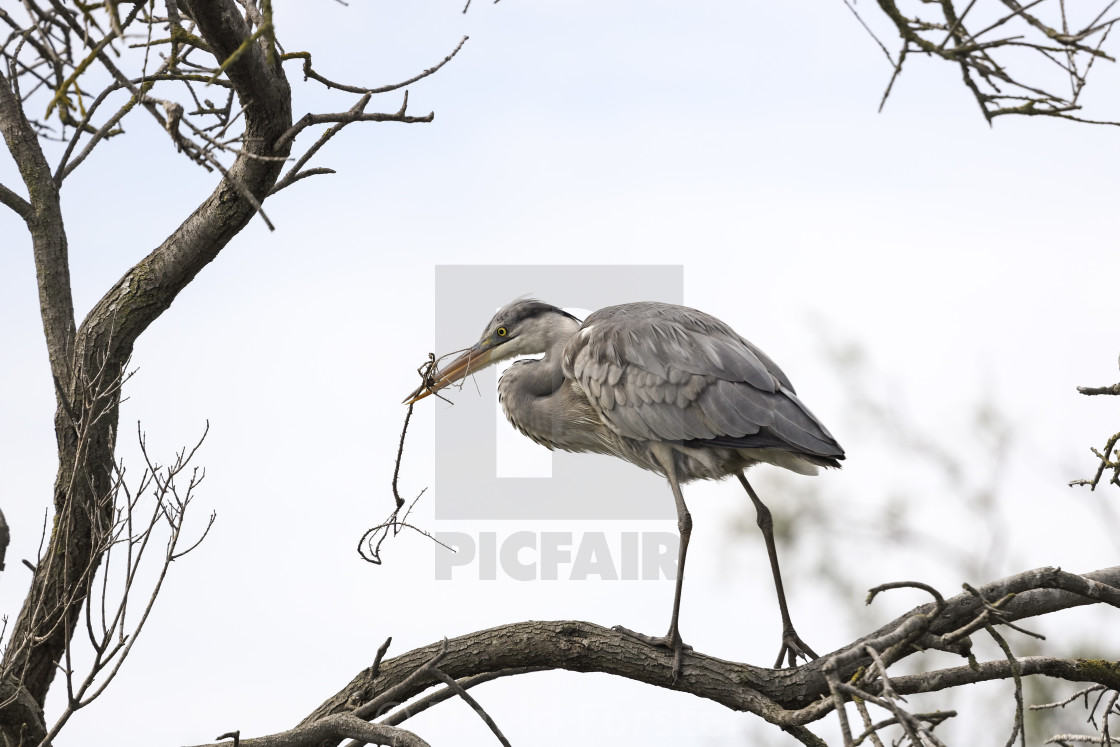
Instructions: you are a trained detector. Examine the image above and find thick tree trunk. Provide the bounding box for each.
[0,0,293,741]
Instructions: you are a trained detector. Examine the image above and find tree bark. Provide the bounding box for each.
[296,566,1120,746]
[0,0,293,740]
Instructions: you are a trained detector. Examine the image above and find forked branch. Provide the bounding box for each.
[197,565,1117,747]
[860,0,1120,124]
[1070,352,1120,490]
[37,423,216,745]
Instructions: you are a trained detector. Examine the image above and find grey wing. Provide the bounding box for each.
[562,302,844,461]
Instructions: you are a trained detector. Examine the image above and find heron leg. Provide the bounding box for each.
[736,471,819,669]
[614,446,692,683]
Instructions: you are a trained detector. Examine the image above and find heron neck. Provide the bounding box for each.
[509,339,567,396]
[496,335,574,452]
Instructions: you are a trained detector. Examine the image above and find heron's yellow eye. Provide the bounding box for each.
[496,327,508,337]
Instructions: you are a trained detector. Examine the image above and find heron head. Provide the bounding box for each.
[403,298,581,404]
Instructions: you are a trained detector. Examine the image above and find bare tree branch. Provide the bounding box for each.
[426,668,512,747]
[0,180,31,221]
[1071,354,1120,489]
[273,565,1120,747]
[0,507,8,575]
[272,92,433,155]
[1079,384,1120,396]
[864,0,1120,123]
[184,713,431,747]
[375,667,550,729]
[0,64,77,385]
[2,3,457,737]
[0,2,295,718]
[38,422,216,745]
[281,35,467,96]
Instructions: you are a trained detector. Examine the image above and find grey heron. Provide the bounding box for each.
[405,299,844,675]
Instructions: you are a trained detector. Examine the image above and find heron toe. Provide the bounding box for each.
[774,626,819,669]
[613,624,693,683]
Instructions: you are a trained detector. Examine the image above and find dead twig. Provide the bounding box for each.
[866,0,1120,124]
[427,668,513,747]
[357,355,452,565]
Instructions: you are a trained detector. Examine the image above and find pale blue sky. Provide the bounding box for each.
[2,2,1119,745]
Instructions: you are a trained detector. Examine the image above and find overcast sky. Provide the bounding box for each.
[3,2,1119,745]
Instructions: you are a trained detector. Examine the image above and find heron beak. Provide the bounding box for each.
[403,341,498,404]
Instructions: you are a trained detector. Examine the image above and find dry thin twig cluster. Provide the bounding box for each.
[1033,685,1120,745]
[0,1,465,229]
[1070,353,1120,491]
[358,345,492,566]
[357,355,454,565]
[0,355,213,746]
[357,345,491,565]
[194,638,521,747]
[37,421,215,745]
[0,347,132,728]
[810,570,1120,747]
[846,0,1120,124]
[814,578,1047,747]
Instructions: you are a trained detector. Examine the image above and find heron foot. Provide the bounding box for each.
[613,624,693,683]
[774,625,819,669]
